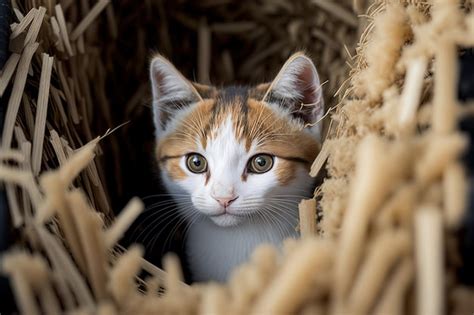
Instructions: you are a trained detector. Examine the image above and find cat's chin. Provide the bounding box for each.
[209,213,244,227]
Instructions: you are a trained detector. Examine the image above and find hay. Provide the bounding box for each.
[0,0,473,314]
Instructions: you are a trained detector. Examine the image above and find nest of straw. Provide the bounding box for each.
[1,0,474,314]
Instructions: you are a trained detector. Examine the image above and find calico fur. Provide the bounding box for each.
[150,52,324,282]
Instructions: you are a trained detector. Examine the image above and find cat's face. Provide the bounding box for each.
[150,53,324,227]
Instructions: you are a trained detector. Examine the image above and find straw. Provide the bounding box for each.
[0,1,473,314]
[298,198,317,238]
[0,53,20,96]
[105,197,144,247]
[432,38,457,134]
[31,53,54,175]
[1,42,38,149]
[398,57,427,133]
[443,162,467,229]
[70,0,110,41]
[54,4,74,56]
[310,141,330,177]
[10,8,36,39]
[23,6,45,47]
[198,18,211,84]
[415,206,444,315]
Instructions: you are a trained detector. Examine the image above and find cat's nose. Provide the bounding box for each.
[213,195,239,208]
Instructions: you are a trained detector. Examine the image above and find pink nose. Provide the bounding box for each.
[213,195,239,208]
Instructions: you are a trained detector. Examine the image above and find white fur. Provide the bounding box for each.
[161,116,315,282]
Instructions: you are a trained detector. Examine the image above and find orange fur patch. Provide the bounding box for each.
[157,100,215,180]
[165,158,187,181]
[157,100,214,158]
[244,99,320,163]
[156,92,321,185]
[275,159,297,185]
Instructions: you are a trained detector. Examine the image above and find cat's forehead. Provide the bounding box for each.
[211,86,251,125]
[192,83,269,101]
[160,85,275,146]
[199,84,270,124]
[203,86,290,146]
[157,87,319,164]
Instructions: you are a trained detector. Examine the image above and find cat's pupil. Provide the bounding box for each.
[256,157,266,167]
[186,153,207,173]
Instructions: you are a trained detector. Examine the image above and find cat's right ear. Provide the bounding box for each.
[150,55,202,136]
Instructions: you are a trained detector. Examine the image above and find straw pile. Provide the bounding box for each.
[0,0,115,224]
[0,0,474,314]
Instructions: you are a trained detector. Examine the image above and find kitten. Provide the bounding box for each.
[149,52,324,282]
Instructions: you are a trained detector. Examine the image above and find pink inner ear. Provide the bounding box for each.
[263,55,324,127]
[290,63,323,125]
[153,68,166,96]
[297,65,320,107]
[151,58,203,132]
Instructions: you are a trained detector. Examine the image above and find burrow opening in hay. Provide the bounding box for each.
[1,0,358,282]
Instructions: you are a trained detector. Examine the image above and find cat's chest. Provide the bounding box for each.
[186,217,298,282]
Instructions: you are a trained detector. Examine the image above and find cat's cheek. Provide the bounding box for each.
[161,159,187,181]
[177,175,204,193]
[175,173,214,212]
[274,159,297,186]
[241,170,278,200]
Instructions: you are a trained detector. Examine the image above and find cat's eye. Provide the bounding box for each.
[248,154,274,174]
[186,154,208,173]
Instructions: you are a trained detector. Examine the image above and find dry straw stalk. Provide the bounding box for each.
[0,0,473,314]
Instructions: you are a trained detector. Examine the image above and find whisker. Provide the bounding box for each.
[164,210,202,252]
[134,208,180,243]
[145,211,186,251]
[148,205,198,254]
[262,204,299,230]
[132,202,194,242]
[260,209,286,241]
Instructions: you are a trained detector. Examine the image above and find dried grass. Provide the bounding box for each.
[0,0,473,314]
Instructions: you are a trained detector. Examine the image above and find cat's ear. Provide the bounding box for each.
[150,55,202,136]
[263,52,324,138]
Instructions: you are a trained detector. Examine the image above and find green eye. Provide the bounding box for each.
[186,154,208,173]
[248,154,274,174]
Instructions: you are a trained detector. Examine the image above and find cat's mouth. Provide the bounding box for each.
[208,208,254,218]
[208,212,245,227]
[192,201,259,226]
[204,206,257,226]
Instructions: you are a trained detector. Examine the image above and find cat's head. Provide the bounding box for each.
[149,52,324,227]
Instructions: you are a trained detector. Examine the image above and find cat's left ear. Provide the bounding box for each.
[150,55,203,136]
[263,52,324,138]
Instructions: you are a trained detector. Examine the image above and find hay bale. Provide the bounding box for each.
[0,0,473,314]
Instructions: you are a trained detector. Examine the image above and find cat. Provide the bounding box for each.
[149,52,324,282]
